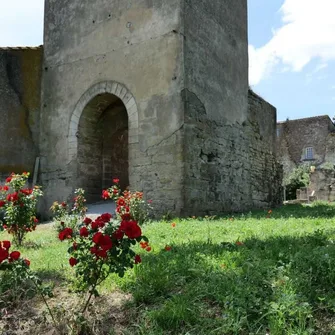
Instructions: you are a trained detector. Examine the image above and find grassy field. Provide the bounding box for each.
[2,203,335,334]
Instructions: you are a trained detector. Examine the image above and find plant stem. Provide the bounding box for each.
[81,263,104,314]
[28,270,60,333]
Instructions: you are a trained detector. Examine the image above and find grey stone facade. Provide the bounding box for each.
[0,47,43,182]
[277,115,335,182]
[0,0,282,217]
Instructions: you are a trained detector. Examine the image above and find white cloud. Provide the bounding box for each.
[249,0,335,85]
[0,0,44,47]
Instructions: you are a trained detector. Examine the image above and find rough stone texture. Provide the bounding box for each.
[181,0,281,213]
[0,47,43,183]
[309,168,335,201]
[295,168,335,202]
[277,115,335,182]
[7,0,282,217]
[40,0,185,215]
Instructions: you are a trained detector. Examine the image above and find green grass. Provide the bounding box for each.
[2,203,335,334]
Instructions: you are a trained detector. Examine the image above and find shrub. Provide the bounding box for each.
[51,188,88,236]
[58,212,149,313]
[284,166,310,200]
[0,173,43,246]
[102,179,152,224]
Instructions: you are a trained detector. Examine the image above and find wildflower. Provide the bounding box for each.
[171,222,176,228]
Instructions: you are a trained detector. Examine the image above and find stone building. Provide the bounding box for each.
[277,115,335,201]
[277,115,335,180]
[0,0,282,217]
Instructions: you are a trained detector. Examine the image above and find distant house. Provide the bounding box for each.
[277,115,335,181]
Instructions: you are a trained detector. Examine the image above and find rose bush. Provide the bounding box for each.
[58,212,149,312]
[0,173,43,246]
[102,179,152,224]
[51,188,87,236]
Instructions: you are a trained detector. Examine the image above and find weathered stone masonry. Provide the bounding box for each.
[0,0,282,217]
[0,47,43,182]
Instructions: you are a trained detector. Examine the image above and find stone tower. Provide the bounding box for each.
[39,0,281,216]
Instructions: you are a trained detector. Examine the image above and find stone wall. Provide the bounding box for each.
[40,0,185,215]
[0,47,43,183]
[308,168,335,202]
[181,0,281,214]
[40,0,282,217]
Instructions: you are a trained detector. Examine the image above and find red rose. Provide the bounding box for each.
[120,220,141,239]
[140,241,148,249]
[59,227,73,241]
[113,178,120,184]
[6,192,18,202]
[80,226,89,237]
[134,255,142,264]
[121,213,131,221]
[117,198,126,206]
[165,245,172,251]
[91,221,99,230]
[9,251,20,260]
[0,248,9,263]
[61,202,67,207]
[83,217,92,225]
[96,249,108,258]
[2,241,11,250]
[99,235,113,251]
[69,257,78,267]
[146,246,152,252]
[0,200,6,208]
[33,217,39,223]
[92,232,112,251]
[101,213,112,223]
[24,259,31,267]
[92,232,103,244]
[95,217,105,228]
[102,190,110,200]
[5,176,12,183]
[112,229,124,240]
[3,186,9,191]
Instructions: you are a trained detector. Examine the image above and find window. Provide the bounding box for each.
[305,147,314,160]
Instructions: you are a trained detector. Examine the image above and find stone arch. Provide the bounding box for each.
[67,81,139,201]
[68,81,138,162]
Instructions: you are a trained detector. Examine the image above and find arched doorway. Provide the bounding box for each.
[77,93,129,202]
[68,81,139,204]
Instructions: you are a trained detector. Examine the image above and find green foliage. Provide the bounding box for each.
[3,204,335,334]
[0,173,43,246]
[284,165,311,200]
[51,188,88,236]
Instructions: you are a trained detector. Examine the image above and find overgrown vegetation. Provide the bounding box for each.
[284,165,311,200]
[2,203,335,334]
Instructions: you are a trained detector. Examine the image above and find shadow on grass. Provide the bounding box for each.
[35,268,67,283]
[124,229,335,334]
[225,203,335,220]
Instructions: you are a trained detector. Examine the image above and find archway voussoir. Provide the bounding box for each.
[122,92,132,105]
[119,87,128,100]
[125,97,136,110]
[115,84,123,97]
[111,82,118,94]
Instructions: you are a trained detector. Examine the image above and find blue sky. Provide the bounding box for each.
[0,0,334,122]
